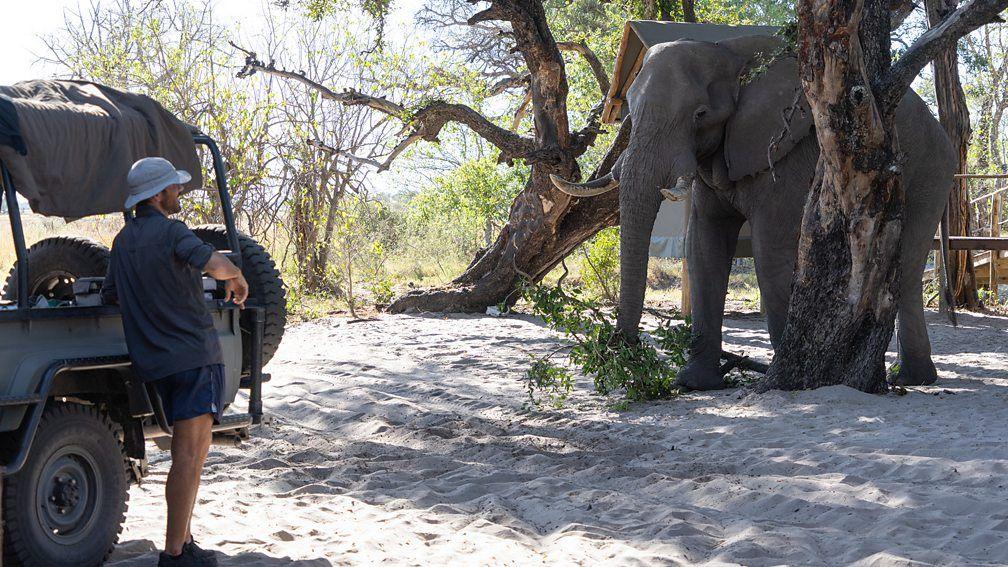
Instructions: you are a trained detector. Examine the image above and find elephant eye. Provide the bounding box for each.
[694,106,709,122]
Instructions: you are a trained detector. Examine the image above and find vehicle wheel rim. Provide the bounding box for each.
[34,271,76,300]
[35,445,102,545]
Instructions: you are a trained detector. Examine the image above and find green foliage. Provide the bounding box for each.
[740,21,799,84]
[577,227,620,304]
[521,282,691,408]
[409,158,525,227]
[887,362,902,382]
[398,157,526,276]
[285,283,340,321]
[525,359,575,409]
[328,195,397,315]
[287,0,392,39]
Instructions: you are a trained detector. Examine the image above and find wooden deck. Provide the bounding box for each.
[968,175,1006,301]
[974,253,1008,287]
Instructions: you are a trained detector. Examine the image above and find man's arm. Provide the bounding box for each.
[203,252,249,307]
[204,251,241,280]
[173,222,249,307]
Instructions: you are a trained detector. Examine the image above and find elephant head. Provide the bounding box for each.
[551,35,812,341]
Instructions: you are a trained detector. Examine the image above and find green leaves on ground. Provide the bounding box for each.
[521,282,691,409]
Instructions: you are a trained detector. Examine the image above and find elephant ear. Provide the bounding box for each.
[718,37,813,182]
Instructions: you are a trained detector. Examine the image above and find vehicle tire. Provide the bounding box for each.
[2,236,110,302]
[191,225,287,367]
[2,403,129,566]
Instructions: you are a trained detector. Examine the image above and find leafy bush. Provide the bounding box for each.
[408,157,524,241]
[521,282,691,409]
[576,227,620,304]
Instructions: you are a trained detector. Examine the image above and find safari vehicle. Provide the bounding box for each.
[0,82,286,566]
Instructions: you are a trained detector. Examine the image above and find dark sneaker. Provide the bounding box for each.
[158,546,219,566]
[184,538,217,560]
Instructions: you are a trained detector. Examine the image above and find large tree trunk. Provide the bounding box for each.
[389,120,629,312]
[757,0,903,393]
[928,0,980,309]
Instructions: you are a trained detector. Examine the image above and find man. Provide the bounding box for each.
[102,157,249,566]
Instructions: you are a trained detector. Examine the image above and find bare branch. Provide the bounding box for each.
[884,0,1008,106]
[232,41,405,116]
[557,41,610,95]
[467,5,507,24]
[891,0,919,27]
[233,42,537,169]
[512,91,532,130]
[488,73,530,96]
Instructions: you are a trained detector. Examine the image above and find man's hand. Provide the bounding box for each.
[223,273,249,308]
[204,251,248,307]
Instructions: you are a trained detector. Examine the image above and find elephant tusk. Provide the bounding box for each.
[549,172,619,197]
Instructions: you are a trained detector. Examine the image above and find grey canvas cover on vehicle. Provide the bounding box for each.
[0,80,202,218]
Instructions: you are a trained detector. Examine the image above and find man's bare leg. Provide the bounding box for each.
[164,414,213,556]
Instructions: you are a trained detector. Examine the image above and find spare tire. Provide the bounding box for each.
[191,225,286,368]
[2,236,110,302]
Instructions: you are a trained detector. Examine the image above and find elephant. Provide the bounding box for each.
[550,35,955,390]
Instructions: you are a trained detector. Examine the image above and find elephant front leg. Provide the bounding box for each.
[676,204,744,391]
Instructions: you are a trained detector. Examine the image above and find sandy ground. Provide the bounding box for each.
[107,309,1008,566]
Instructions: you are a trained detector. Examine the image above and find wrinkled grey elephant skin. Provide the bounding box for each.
[557,35,955,390]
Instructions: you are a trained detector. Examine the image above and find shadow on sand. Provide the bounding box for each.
[107,539,331,566]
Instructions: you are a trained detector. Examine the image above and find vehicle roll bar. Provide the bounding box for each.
[1,163,28,309]
[193,134,242,264]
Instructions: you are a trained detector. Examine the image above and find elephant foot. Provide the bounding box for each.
[675,360,726,391]
[890,358,938,386]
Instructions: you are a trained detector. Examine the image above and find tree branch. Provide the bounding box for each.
[232,41,405,116]
[682,0,697,22]
[884,0,1008,106]
[891,0,919,27]
[512,91,533,130]
[557,41,610,95]
[232,41,536,170]
[489,73,530,96]
[465,0,572,149]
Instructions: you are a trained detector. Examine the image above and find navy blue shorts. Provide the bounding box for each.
[153,364,225,426]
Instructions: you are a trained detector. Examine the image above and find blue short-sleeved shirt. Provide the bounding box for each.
[101,204,223,382]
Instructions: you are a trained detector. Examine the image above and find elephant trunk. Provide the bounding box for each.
[616,149,697,342]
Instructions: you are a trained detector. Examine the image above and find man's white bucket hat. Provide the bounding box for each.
[124,157,192,209]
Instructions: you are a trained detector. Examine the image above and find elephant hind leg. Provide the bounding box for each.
[893,268,938,386]
[892,203,942,387]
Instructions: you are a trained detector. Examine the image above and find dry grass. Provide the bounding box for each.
[0,213,121,277]
[0,212,760,318]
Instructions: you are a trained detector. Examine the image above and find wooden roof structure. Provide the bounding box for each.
[602,21,778,123]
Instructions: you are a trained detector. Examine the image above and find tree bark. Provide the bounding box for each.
[681,0,697,22]
[927,0,980,309]
[758,0,1007,393]
[758,0,904,393]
